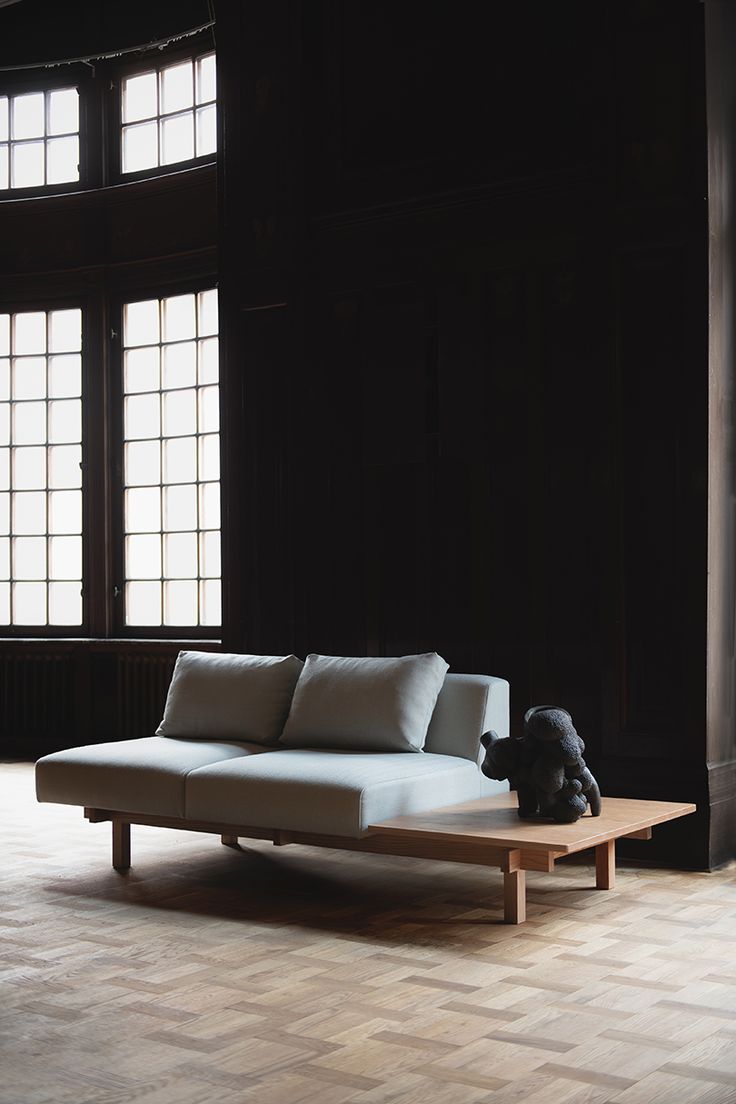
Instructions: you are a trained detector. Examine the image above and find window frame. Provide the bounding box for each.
[110,41,217,186]
[110,274,221,640]
[0,65,91,198]
[0,291,92,637]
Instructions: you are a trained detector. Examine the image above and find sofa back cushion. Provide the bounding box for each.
[156,651,304,745]
[279,653,449,753]
[423,673,510,763]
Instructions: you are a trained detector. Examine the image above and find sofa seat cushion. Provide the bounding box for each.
[36,737,264,819]
[185,750,482,838]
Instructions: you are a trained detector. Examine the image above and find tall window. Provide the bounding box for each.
[121,52,216,175]
[0,309,83,626]
[0,88,79,190]
[122,289,220,628]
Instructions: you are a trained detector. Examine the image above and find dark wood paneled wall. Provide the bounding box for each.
[217,0,717,867]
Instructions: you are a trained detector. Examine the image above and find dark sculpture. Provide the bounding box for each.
[480,705,602,823]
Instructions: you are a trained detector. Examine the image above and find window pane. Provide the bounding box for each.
[13,447,46,490]
[0,315,9,356]
[46,136,78,185]
[163,436,197,484]
[195,104,216,157]
[125,346,159,393]
[200,530,220,577]
[49,581,81,624]
[49,355,81,398]
[49,445,81,489]
[126,533,161,579]
[164,579,197,625]
[13,491,46,534]
[125,393,160,440]
[12,93,44,139]
[122,71,157,123]
[13,536,46,579]
[12,357,46,400]
[125,300,159,347]
[122,121,158,173]
[162,389,196,437]
[160,113,194,165]
[0,448,8,490]
[49,489,81,534]
[198,337,218,383]
[49,535,81,580]
[163,294,196,343]
[14,312,46,355]
[0,536,8,578]
[162,341,196,389]
[0,361,7,401]
[48,399,81,444]
[199,482,220,530]
[164,531,197,578]
[126,580,161,625]
[125,440,160,486]
[13,581,46,624]
[199,433,219,482]
[197,290,218,338]
[0,404,9,446]
[11,141,44,188]
[200,578,221,625]
[126,487,161,533]
[0,97,7,142]
[48,310,81,354]
[198,386,219,434]
[0,581,9,622]
[48,89,79,136]
[196,54,216,104]
[0,491,8,533]
[161,61,193,115]
[14,402,47,445]
[164,483,197,531]
[0,144,8,190]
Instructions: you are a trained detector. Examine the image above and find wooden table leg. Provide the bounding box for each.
[113,820,130,872]
[595,838,615,889]
[221,834,239,848]
[504,869,526,923]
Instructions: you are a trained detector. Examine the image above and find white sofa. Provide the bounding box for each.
[36,657,509,869]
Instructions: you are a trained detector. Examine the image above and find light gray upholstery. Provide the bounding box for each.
[185,749,482,837]
[36,737,263,818]
[424,673,509,762]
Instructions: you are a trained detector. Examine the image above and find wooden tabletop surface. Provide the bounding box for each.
[369,792,696,854]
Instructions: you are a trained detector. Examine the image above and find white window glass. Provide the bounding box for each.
[122,71,157,123]
[46,136,78,185]
[48,89,79,136]
[122,121,158,174]
[1,87,79,192]
[161,62,193,115]
[195,104,216,158]
[0,308,83,625]
[121,52,216,175]
[122,289,220,627]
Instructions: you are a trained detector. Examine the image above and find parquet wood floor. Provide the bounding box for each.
[2,762,735,1104]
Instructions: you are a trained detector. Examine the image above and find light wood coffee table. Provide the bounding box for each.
[369,792,696,924]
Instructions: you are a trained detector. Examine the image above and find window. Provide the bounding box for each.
[0,87,79,191]
[0,308,83,626]
[121,52,216,175]
[0,42,216,195]
[122,289,220,628]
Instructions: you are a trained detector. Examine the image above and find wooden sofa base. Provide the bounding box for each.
[83,806,639,925]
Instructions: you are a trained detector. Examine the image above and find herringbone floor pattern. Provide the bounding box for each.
[2,762,735,1104]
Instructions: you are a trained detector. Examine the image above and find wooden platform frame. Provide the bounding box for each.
[84,793,695,924]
